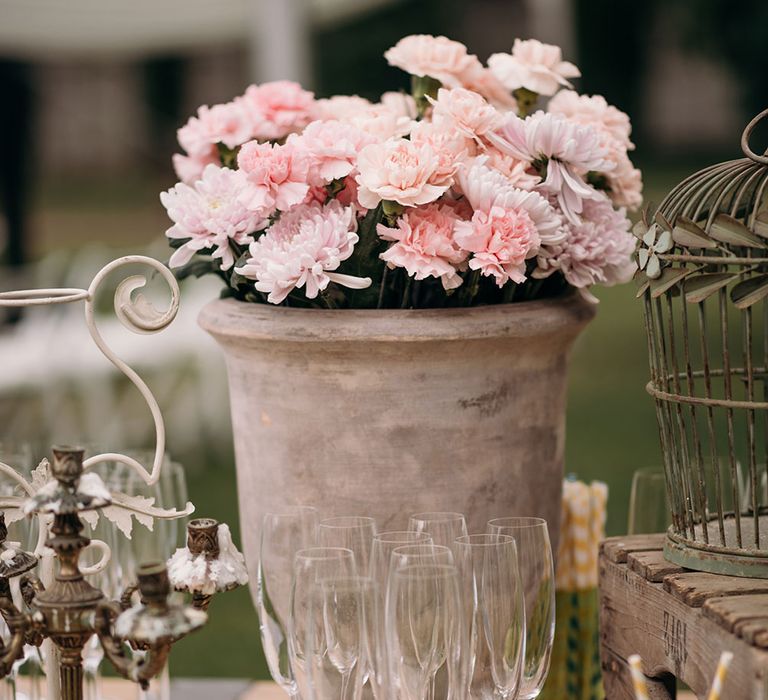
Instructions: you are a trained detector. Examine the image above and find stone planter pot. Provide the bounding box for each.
[199,292,595,598]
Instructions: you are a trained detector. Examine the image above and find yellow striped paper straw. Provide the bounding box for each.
[628,655,650,700]
[707,651,734,700]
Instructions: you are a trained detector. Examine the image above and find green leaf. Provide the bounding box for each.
[731,274,768,309]
[650,267,690,298]
[173,258,217,281]
[683,273,734,303]
[673,216,717,249]
[709,214,765,248]
[167,237,191,250]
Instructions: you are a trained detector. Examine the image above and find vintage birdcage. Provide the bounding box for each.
[639,109,768,577]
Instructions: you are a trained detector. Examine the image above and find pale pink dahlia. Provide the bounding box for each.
[288,119,375,186]
[377,203,468,290]
[384,34,479,87]
[534,195,636,291]
[428,87,502,143]
[488,39,580,96]
[241,80,315,141]
[238,200,370,304]
[456,157,564,246]
[237,141,310,214]
[355,138,453,209]
[491,112,610,223]
[161,165,267,270]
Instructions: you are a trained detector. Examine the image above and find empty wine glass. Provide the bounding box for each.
[408,513,467,552]
[488,518,555,699]
[627,468,669,535]
[455,534,526,700]
[258,506,318,696]
[318,517,377,575]
[386,564,464,700]
[290,547,357,699]
[305,575,370,700]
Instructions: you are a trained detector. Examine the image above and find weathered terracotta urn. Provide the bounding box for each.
[199,292,595,596]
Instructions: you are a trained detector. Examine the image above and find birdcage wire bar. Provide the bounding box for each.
[641,109,768,576]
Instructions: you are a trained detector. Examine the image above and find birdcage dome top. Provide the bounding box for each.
[635,109,768,300]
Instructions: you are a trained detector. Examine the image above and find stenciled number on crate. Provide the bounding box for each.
[663,611,688,669]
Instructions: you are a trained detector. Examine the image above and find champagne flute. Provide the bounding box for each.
[289,547,356,699]
[258,506,318,696]
[627,468,669,535]
[487,518,554,699]
[318,517,377,575]
[386,564,464,700]
[408,513,467,552]
[455,534,526,699]
[370,532,432,583]
[306,576,370,700]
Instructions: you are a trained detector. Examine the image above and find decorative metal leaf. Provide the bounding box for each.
[709,214,765,248]
[673,217,717,249]
[635,279,650,298]
[753,211,768,239]
[654,210,673,232]
[683,273,734,303]
[650,267,690,298]
[632,219,647,240]
[731,274,768,309]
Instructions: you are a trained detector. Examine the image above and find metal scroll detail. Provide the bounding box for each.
[0,254,194,560]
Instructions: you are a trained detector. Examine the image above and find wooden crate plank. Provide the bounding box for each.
[628,550,686,582]
[599,558,768,698]
[702,594,768,641]
[601,534,665,563]
[663,571,768,607]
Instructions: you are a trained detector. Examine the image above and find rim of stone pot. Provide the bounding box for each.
[198,289,596,343]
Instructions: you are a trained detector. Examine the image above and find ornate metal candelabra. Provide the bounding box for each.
[0,255,247,699]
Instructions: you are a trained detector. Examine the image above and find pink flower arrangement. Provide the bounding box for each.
[161,34,641,308]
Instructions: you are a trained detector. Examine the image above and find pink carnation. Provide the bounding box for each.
[237,141,310,214]
[238,200,370,304]
[459,62,517,110]
[491,111,610,223]
[377,203,468,289]
[161,164,267,271]
[172,151,219,184]
[454,205,540,287]
[242,80,315,141]
[488,39,580,96]
[177,101,253,158]
[428,87,502,143]
[483,148,541,190]
[384,34,478,87]
[378,91,418,119]
[548,90,634,150]
[606,147,643,210]
[410,120,473,184]
[355,138,453,209]
[457,156,564,246]
[534,195,636,290]
[288,120,375,186]
[313,95,375,121]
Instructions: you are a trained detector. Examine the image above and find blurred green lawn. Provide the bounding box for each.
[29,160,709,678]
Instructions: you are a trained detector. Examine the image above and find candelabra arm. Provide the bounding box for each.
[0,582,30,675]
[94,600,171,689]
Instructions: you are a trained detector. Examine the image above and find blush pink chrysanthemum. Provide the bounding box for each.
[355,138,454,209]
[548,90,634,150]
[238,200,370,304]
[237,141,311,215]
[161,164,267,271]
[490,111,611,223]
[377,202,468,289]
[534,195,636,293]
[488,39,580,96]
[384,34,479,87]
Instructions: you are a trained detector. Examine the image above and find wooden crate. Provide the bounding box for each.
[599,534,768,699]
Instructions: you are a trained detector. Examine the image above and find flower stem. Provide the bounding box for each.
[401,275,413,309]
[458,269,481,307]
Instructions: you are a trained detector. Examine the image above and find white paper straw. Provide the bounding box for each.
[628,655,650,700]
